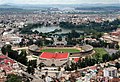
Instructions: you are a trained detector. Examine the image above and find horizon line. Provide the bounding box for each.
[0,2,120,5]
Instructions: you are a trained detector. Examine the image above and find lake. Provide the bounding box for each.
[32,26,83,34]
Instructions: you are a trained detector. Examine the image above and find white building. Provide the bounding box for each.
[53,36,67,46]
[2,34,22,44]
[103,67,118,78]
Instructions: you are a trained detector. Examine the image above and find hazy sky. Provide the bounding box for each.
[0,0,119,4]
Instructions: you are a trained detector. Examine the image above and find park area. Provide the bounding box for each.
[94,48,108,55]
[40,48,80,53]
[93,48,108,60]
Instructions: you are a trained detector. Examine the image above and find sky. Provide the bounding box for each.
[0,0,119,4]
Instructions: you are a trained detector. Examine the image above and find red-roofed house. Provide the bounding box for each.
[89,66,97,71]
[0,55,7,60]
[109,78,120,82]
[4,59,14,64]
[74,58,80,63]
[0,55,18,74]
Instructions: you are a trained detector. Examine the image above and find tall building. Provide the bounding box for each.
[103,67,117,78]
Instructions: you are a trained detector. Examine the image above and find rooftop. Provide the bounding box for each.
[104,67,117,71]
[40,52,69,59]
[0,55,16,73]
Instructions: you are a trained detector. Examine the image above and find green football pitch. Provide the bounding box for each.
[40,48,80,53]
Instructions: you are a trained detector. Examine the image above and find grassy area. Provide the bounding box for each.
[40,48,80,53]
[93,48,108,60]
[93,48,110,63]
[94,48,108,55]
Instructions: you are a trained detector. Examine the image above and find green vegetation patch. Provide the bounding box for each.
[118,25,120,27]
[93,48,108,62]
[40,48,80,53]
[94,48,108,55]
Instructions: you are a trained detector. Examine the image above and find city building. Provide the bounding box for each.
[103,67,118,78]
[53,36,67,46]
[2,34,22,44]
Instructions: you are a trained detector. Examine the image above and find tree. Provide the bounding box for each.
[39,63,45,69]
[28,60,37,68]
[17,50,28,65]
[6,74,22,82]
[108,43,115,49]
[27,66,35,75]
[1,46,7,55]
[19,38,26,47]
[102,54,111,62]
[71,30,80,38]
[57,36,62,41]
[115,44,119,50]
[8,50,18,60]
[111,51,120,61]
[93,53,102,63]
[27,39,33,46]
[19,42,24,47]
[65,65,71,71]
[34,30,39,34]
[35,40,43,47]
[70,62,77,70]
[115,62,120,69]
[59,19,120,33]
[1,44,12,55]
[27,60,37,75]
[111,53,117,60]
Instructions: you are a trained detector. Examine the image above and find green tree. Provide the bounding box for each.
[115,62,120,69]
[35,40,43,47]
[28,60,37,68]
[27,66,35,75]
[57,36,62,41]
[1,44,12,55]
[39,63,45,69]
[70,62,77,70]
[27,60,37,75]
[115,44,119,50]
[17,50,28,65]
[34,30,39,34]
[93,53,102,63]
[6,74,22,82]
[102,54,111,62]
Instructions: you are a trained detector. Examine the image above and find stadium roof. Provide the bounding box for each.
[40,52,69,59]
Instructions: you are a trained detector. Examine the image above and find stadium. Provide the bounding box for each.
[28,44,94,66]
[29,44,93,55]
